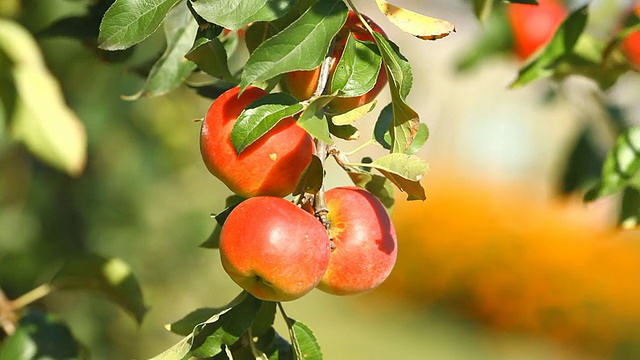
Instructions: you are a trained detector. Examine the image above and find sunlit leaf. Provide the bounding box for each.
[328,120,359,140]
[51,253,147,324]
[331,101,376,126]
[240,0,348,90]
[153,292,259,359]
[0,327,36,360]
[0,19,86,176]
[166,308,226,336]
[297,95,335,144]
[231,93,303,154]
[585,126,640,202]
[148,336,193,360]
[98,0,182,50]
[330,36,382,97]
[287,319,321,360]
[127,5,198,99]
[374,103,427,154]
[190,0,295,31]
[187,293,262,358]
[374,0,454,40]
[371,33,420,153]
[511,5,588,88]
[364,153,428,200]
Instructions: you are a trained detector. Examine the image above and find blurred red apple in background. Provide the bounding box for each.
[507,0,567,60]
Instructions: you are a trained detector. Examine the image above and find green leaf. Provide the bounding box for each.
[331,101,376,126]
[472,0,493,22]
[166,308,227,336]
[231,93,303,154]
[455,8,513,72]
[51,253,148,324]
[148,336,193,360]
[0,327,37,360]
[0,19,87,176]
[200,195,245,249]
[406,123,428,154]
[585,127,640,202]
[16,310,81,359]
[128,4,198,99]
[287,319,321,360]
[0,309,83,360]
[186,26,235,82]
[98,0,182,50]
[561,33,631,90]
[240,0,348,90]
[328,120,359,140]
[363,153,428,201]
[559,125,605,195]
[190,0,295,31]
[293,155,324,196]
[374,103,427,154]
[372,33,420,153]
[330,36,382,98]
[374,102,393,149]
[153,292,258,360]
[188,293,262,358]
[620,187,640,229]
[262,328,294,360]
[245,21,278,54]
[347,170,395,211]
[297,96,335,144]
[371,33,412,99]
[511,5,589,88]
[251,301,277,337]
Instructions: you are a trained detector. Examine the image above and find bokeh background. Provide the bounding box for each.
[2,0,640,359]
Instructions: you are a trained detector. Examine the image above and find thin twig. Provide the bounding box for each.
[313,139,330,230]
[10,284,52,310]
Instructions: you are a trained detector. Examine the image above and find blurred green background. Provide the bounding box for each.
[2,0,640,359]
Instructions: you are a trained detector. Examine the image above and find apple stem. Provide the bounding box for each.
[313,139,331,231]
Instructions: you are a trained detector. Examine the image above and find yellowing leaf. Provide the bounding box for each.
[0,19,87,176]
[374,0,455,41]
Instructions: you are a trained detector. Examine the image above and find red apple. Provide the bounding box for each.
[622,5,640,67]
[219,196,331,301]
[318,187,398,295]
[507,0,567,61]
[282,11,388,114]
[200,86,314,198]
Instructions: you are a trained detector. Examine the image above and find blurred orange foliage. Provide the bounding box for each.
[384,172,640,357]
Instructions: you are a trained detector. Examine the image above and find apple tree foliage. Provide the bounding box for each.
[1,0,640,358]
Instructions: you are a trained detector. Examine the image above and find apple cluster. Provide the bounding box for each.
[199,13,398,302]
